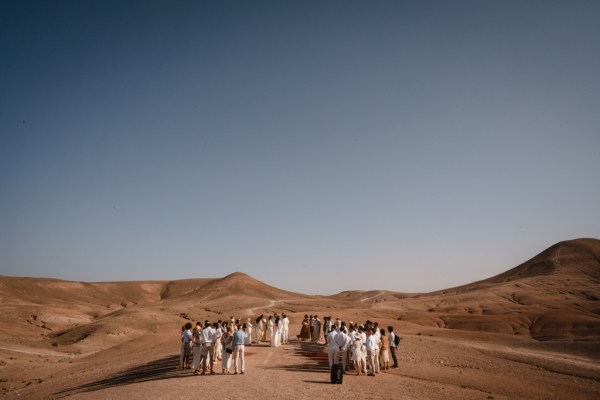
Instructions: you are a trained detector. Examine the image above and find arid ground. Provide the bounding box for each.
[1,238,599,399]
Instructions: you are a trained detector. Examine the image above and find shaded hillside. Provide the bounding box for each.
[397,238,600,340]
[481,238,600,284]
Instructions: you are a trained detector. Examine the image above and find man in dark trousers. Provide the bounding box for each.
[388,326,399,368]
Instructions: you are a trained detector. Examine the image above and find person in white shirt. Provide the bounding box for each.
[365,328,378,376]
[388,326,399,368]
[281,314,289,344]
[200,321,216,374]
[359,325,368,374]
[182,322,193,370]
[333,327,351,370]
[326,328,338,368]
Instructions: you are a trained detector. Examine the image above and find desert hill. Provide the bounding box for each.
[1,239,599,345]
[1,239,599,399]
[394,238,600,340]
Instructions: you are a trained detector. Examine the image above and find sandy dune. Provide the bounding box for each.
[1,238,599,399]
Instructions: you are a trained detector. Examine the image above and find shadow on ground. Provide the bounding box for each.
[263,340,330,374]
[53,354,189,398]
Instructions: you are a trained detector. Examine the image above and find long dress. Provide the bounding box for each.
[259,318,267,342]
[351,334,363,364]
[245,321,253,345]
[273,319,282,347]
[300,318,311,340]
[267,319,275,346]
[221,334,232,372]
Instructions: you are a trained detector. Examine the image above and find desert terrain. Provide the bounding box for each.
[1,238,599,399]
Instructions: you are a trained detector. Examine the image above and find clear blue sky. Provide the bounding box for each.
[1,0,599,295]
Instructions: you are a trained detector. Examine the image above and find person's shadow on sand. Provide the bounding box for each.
[53,355,186,398]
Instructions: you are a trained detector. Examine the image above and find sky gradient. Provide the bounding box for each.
[1,0,599,295]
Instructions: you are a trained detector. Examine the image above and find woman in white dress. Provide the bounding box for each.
[221,326,233,373]
[245,318,253,345]
[213,322,223,363]
[267,316,275,346]
[273,316,282,347]
[191,325,202,375]
[351,330,364,375]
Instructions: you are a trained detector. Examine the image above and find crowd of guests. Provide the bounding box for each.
[179,313,290,375]
[180,313,400,378]
[297,314,401,377]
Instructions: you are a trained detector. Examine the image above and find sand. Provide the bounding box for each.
[1,238,599,399]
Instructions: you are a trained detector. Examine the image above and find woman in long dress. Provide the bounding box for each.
[191,325,202,375]
[267,316,275,346]
[351,330,364,375]
[300,315,311,341]
[221,327,233,373]
[379,329,390,370]
[273,316,281,347]
[245,318,253,345]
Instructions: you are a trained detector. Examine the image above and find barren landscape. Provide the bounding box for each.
[1,238,599,399]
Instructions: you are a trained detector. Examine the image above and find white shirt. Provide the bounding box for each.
[327,331,338,349]
[200,326,216,344]
[333,331,351,350]
[365,335,378,352]
[183,329,192,343]
[389,331,396,347]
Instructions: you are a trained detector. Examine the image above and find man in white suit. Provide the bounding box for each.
[281,313,289,344]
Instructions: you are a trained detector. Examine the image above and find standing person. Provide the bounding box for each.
[365,328,378,376]
[359,325,368,374]
[267,316,275,346]
[191,325,202,375]
[273,316,282,347]
[300,315,310,341]
[351,328,364,375]
[326,327,338,368]
[213,322,223,365]
[245,318,253,345]
[309,315,315,342]
[255,315,264,343]
[232,324,247,374]
[388,326,399,368]
[182,322,193,370]
[200,321,216,375]
[179,325,185,369]
[281,313,289,344]
[334,327,351,371]
[379,329,390,370]
[325,316,334,337]
[312,316,322,343]
[221,326,233,373]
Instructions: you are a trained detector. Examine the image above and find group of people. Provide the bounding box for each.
[323,318,400,377]
[179,313,291,376]
[254,313,290,346]
[180,314,400,378]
